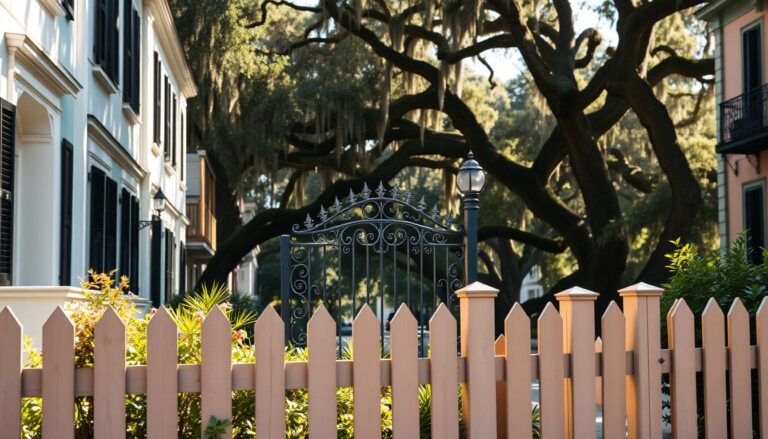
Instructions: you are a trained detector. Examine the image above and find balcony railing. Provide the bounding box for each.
[187,201,217,251]
[719,84,768,153]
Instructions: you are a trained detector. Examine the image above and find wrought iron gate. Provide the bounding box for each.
[280,182,465,353]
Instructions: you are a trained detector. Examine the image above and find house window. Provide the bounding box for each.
[154,53,163,144]
[119,189,140,292]
[164,76,171,159]
[744,180,766,264]
[89,166,118,274]
[123,5,141,113]
[743,24,762,92]
[60,140,74,286]
[165,228,175,301]
[179,241,186,293]
[94,0,120,85]
[0,98,15,283]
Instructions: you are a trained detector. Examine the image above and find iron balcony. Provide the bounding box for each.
[719,83,768,154]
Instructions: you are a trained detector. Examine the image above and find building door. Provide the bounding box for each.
[744,181,766,264]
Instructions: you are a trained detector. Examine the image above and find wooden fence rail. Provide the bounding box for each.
[1,281,767,438]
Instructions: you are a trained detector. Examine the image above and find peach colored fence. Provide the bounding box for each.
[1,281,768,437]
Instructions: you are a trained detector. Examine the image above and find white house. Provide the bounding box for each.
[0,0,196,344]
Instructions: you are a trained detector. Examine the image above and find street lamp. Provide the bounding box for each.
[457,152,485,284]
[139,189,167,230]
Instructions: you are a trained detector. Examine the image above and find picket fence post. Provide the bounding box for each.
[556,287,598,439]
[457,281,499,439]
[619,282,663,439]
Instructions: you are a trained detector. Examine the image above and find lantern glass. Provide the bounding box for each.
[456,169,471,193]
[470,169,485,192]
[153,190,167,214]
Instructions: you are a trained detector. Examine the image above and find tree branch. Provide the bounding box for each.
[479,225,566,253]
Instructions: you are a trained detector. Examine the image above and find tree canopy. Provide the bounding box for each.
[170,0,716,315]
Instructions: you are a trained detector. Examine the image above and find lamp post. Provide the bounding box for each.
[456,152,485,284]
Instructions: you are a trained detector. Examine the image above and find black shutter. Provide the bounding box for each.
[89,167,106,273]
[104,177,118,272]
[154,53,162,144]
[120,188,130,280]
[131,10,141,112]
[164,228,174,302]
[109,0,119,84]
[130,196,140,293]
[94,0,107,66]
[181,115,185,180]
[172,93,177,166]
[60,140,73,286]
[164,76,170,158]
[0,99,15,283]
[122,1,132,106]
[179,241,186,294]
[150,220,162,306]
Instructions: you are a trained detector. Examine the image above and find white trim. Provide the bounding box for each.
[91,65,120,95]
[122,103,142,125]
[87,116,148,180]
[144,0,197,98]
[38,0,67,17]
[4,33,82,98]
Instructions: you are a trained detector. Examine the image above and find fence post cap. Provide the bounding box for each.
[618,282,664,297]
[456,281,499,299]
[555,286,599,301]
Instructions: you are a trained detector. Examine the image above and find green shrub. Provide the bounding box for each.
[662,235,766,433]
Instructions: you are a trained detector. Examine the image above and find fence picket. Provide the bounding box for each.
[537,303,565,439]
[201,306,232,438]
[308,304,336,438]
[504,303,532,439]
[495,335,507,439]
[254,306,285,438]
[353,305,381,437]
[594,337,602,405]
[0,308,21,437]
[668,299,697,438]
[758,298,768,439]
[42,306,75,439]
[728,298,753,439]
[147,307,178,439]
[390,304,419,438]
[429,304,459,439]
[94,307,126,438]
[601,301,626,438]
[556,287,598,439]
[701,298,726,439]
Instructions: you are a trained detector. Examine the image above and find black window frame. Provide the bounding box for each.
[89,166,118,274]
[164,76,171,160]
[164,227,175,302]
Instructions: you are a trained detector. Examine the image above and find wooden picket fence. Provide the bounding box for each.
[0,281,767,438]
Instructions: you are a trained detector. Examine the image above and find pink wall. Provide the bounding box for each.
[727,152,768,243]
[723,5,768,243]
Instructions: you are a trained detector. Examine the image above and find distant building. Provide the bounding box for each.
[519,265,544,303]
[231,197,260,298]
[699,0,768,261]
[184,150,217,291]
[0,0,196,344]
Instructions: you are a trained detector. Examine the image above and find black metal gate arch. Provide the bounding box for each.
[279,181,466,354]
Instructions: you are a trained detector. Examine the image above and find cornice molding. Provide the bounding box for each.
[696,0,760,26]
[39,0,67,17]
[87,115,148,180]
[143,0,197,98]
[4,33,82,97]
